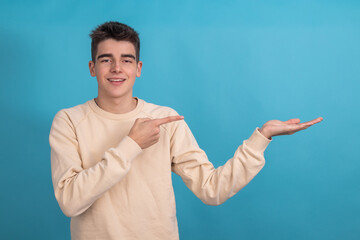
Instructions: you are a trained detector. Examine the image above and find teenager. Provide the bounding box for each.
[49,21,322,240]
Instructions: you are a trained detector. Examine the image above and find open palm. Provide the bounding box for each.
[259,117,323,139]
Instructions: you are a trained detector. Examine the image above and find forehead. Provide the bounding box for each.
[96,39,136,56]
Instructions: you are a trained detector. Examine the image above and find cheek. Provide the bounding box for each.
[124,67,138,78]
[95,67,108,77]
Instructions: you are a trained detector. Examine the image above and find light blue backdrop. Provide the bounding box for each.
[0,0,359,239]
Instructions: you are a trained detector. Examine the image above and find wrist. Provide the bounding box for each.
[259,127,272,139]
[128,133,138,144]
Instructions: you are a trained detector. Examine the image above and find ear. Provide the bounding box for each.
[89,60,96,77]
[136,61,143,78]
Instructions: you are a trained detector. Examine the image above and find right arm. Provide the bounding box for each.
[49,112,142,217]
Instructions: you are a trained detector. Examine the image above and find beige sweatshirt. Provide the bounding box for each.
[49,98,271,240]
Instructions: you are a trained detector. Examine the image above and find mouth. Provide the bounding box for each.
[107,78,126,85]
[107,78,126,82]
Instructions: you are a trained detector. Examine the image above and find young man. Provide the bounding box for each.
[49,22,322,240]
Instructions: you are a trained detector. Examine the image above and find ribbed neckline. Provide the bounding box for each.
[88,97,144,120]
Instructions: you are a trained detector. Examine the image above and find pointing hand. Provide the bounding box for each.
[128,116,184,149]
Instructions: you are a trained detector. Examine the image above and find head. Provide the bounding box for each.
[90,21,140,63]
[88,22,143,103]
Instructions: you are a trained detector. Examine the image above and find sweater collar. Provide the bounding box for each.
[88,97,144,120]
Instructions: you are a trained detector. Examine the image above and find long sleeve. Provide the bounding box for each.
[170,120,271,206]
[49,111,142,217]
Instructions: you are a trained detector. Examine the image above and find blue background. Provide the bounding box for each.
[0,0,359,239]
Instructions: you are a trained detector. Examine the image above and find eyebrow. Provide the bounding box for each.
[97,54,113,60]
[97,53,136,60]
[121,54,136,60]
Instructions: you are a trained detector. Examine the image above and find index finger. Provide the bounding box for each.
[153,115,184,126]
[299,117,323,128]
[304,117,323,125]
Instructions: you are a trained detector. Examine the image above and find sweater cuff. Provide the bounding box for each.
[114,136,143,161]
[245,128,272,153]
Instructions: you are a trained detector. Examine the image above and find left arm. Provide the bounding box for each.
[170,119,271,206]
[170,116,323,206]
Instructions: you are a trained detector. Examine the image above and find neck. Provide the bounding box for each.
[94,95,138,114]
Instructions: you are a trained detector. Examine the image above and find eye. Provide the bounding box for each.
[101,59,111,63]
[123,59,133,63]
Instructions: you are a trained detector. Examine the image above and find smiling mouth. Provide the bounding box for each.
[108,78,126,82]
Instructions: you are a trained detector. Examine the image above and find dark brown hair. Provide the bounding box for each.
[89,21,140,62]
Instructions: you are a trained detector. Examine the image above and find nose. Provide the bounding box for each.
[111,61,122,73]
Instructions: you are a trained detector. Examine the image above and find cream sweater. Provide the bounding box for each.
[49,98,271,240]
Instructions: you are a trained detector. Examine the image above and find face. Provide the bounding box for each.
[89,39,142,102]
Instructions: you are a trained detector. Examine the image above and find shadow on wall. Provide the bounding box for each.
[0,30,70,239]
[0,108,70,239]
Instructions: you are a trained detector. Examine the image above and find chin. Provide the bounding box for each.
[109,92,132,99]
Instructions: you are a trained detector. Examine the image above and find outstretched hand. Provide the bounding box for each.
[128,116,184,149]
[259,117,323,139]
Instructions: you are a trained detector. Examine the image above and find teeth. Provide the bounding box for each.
[109,79,125,82]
